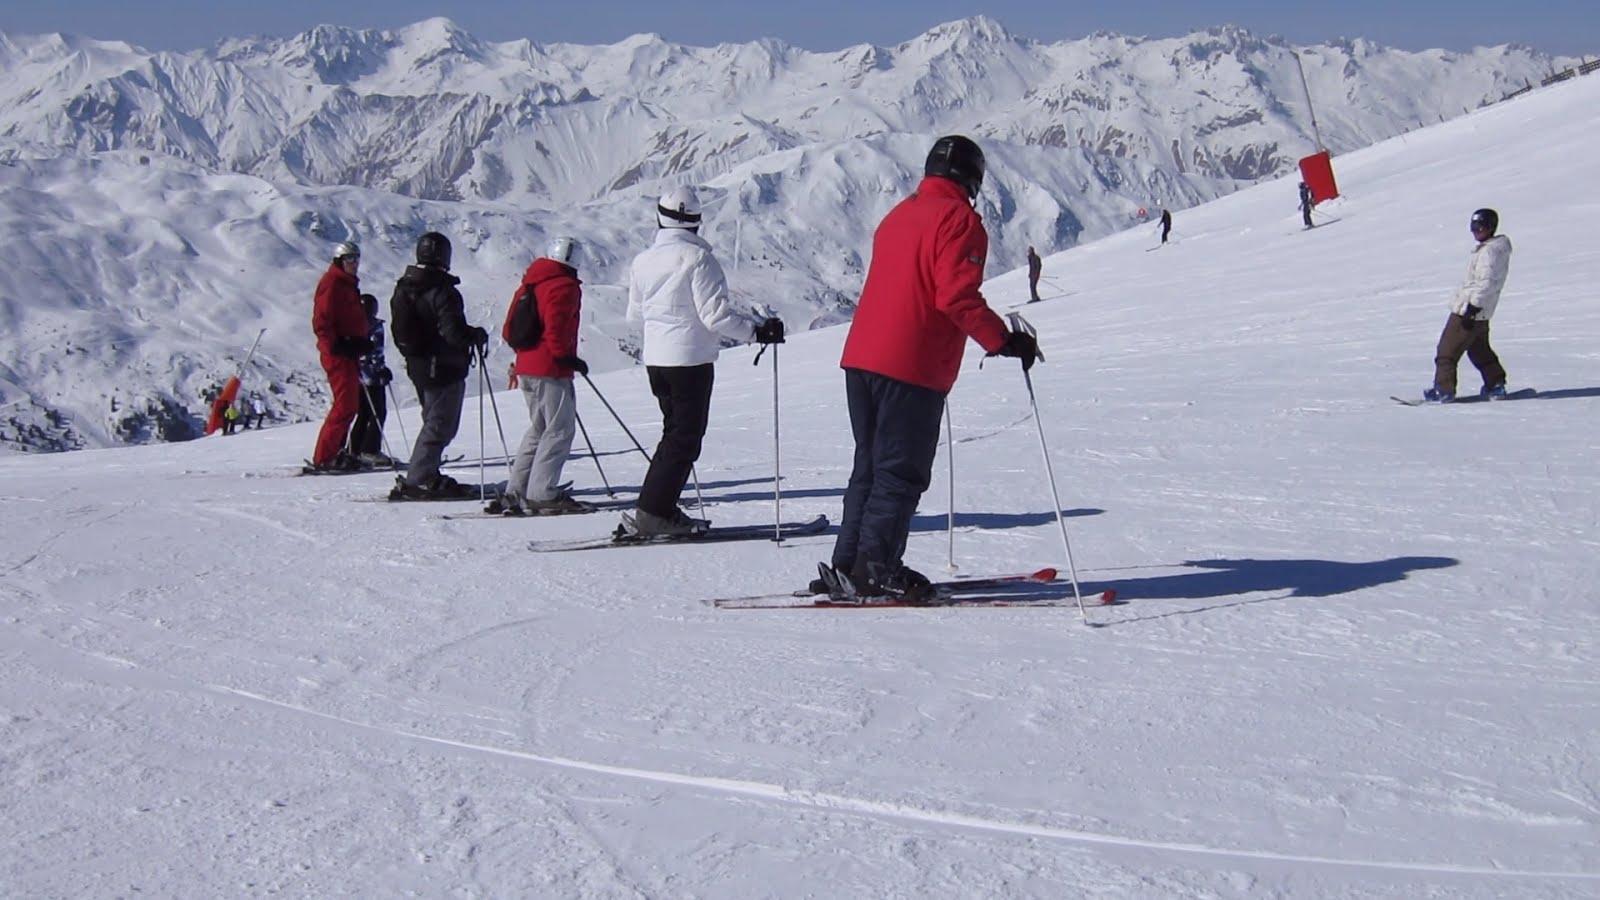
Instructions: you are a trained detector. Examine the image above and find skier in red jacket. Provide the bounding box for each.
[492,236,593,515]
[309,241,374,470]
[820,135,1038,602]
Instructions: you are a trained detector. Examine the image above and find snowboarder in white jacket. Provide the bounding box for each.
[621,186,785,536]
[1424,208,1511,402]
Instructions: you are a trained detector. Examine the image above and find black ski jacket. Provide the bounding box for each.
[391,265,474,387]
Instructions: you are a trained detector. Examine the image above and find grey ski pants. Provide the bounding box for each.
[405,378,466,488]
[507,375,578,502]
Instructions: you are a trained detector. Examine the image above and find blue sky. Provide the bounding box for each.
[3,0,1596,56]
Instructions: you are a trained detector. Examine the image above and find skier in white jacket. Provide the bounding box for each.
[621,186,786,536]
[1424,208,1512,402]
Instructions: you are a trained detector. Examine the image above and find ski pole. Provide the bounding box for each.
[766,344,781,540]
[944,400,957,572]
[386,380,411,461]
[688,464,706,512]
[573,409,614,496]
[479,346,514,479]
[361,383,400,468]
[579,372,652,462]
[476,348,488,501]
[1006,312,1086,621]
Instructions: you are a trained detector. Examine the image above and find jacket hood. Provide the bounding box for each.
[523,257,581,287]
[398,264,461,288]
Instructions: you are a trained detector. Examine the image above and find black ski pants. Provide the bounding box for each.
[637,363,715,519]
[349,381,387,457]
[831,368,947,573]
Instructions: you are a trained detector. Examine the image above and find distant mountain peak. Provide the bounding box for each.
[910,15,1017,47]
[395,16,481,53]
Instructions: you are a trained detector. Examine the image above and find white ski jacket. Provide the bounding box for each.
[1452,234,1512,321]
[626,229,755,367]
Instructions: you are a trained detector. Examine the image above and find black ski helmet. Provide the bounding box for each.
[416,231,452,269]
[1470,208,1499,235]
[924,135,985,200]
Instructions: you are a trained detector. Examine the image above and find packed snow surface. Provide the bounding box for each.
[2,69,1597,898]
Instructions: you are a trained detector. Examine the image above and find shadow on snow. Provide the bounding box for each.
[1528,386,1600,402]
[965,555,1459,621]
[910,508,1104,532]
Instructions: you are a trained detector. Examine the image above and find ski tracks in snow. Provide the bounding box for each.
[203,681,1600,884]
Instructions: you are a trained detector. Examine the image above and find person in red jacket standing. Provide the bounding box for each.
[493,236,593,515]
[309,241,374,471]
[820,135,1037,602]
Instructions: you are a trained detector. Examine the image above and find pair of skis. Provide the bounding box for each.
[440,497,634,520]
[522,515,1116,611]
[710,567,1119,610]
[525,514,830,552]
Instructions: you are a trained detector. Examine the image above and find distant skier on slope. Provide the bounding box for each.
[1423,208,1512,403]
[1026,245,1043,302]
[388,231,488,499]
[1298,182,1316,229]
[308,241,374,472]
[1159,208,1173,244]
[619,186,786,537]
[814,135,1037,603]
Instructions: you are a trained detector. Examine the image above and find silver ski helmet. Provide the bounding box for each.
[545,235,580,268]
[332,240,360,262]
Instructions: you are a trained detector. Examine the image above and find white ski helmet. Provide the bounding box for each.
[332,240,360,261]
[545,235,580,267]
[656,186,702,229]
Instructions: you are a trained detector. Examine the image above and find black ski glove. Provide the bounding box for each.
[555,355,589,376]
[467,325,490,348]
[989,330,1038,372]
[332,335,375,359]
[754,317,786,345]
[378,366,394,386]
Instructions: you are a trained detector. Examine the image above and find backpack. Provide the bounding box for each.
[389,284,423,357]
[505,284,544,351]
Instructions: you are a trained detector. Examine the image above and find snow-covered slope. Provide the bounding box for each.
[0,17,1581,451]
[1,62,1596,899]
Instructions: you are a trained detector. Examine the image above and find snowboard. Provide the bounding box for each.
[1392,387,1536,406]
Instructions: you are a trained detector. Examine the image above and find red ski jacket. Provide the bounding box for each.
[504,257,583,379]
[311,262,365,366]
[839,176,1008,392]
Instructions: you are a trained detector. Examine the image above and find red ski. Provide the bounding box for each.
[709,569,1120,609]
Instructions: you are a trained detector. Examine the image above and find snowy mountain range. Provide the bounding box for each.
[0,17,1580,451]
